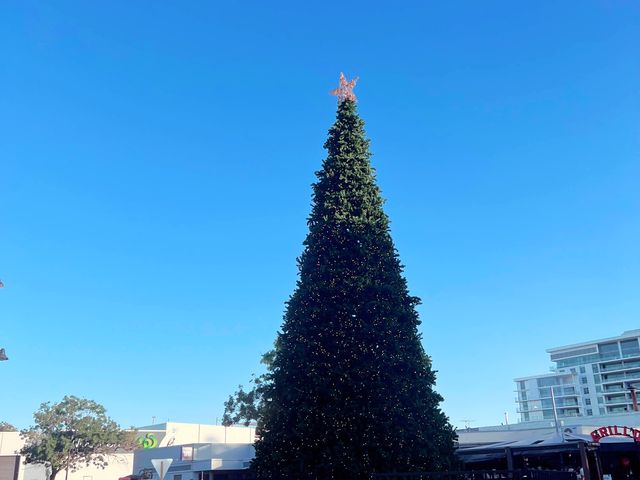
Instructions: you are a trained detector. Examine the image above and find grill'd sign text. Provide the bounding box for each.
[591,426,640,442]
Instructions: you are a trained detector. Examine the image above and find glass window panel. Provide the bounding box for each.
[537,377,559,388]
[599,343,620,355]
[621,339,640,356]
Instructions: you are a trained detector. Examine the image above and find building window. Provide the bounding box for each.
[570,368,577,374]
[537,377,561,388]
[580,366,586,373]
[621,339,640,357]
[599,342,620,359]
[599,407,606,415]
[581,376,588,384]
[583,387,590,394]
[174,476,181,480]
[594,375,601,384]
[598,397,604,404]
[587,409,593,416]
[585,398,592,405]
[593,365,599,372]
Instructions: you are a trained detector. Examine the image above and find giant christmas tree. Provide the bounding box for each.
[253,74,456,479]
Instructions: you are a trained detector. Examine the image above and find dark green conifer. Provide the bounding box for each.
[253,98,456,479]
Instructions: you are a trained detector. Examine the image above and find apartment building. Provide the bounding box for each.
[516,330,640,422]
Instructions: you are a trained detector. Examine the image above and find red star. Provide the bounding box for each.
[330,72,359,103]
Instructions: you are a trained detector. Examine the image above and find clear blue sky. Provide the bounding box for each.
[2,1,639,430]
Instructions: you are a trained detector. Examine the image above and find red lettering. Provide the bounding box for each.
[590,426,640,441]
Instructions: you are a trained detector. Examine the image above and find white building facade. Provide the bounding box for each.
[0,423,256,480]
[516,329,640,423]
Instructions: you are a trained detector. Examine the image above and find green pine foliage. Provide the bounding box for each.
[252,100,457,479]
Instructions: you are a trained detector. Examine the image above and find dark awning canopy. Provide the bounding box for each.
[457,432,595,463]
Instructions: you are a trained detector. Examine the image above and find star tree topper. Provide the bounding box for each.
[330,72,359,103]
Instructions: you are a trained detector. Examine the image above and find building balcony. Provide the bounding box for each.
[599,353,622,362]
[601,371,640,384]
[605,400,632,407]
[558,411,582,418]
[607,406,633,414]
[604,385,626,393]
[538,392,580,400]
[599,351,640,365]
[600,362,624,371]
[514,385,580,398]
[599,361,640,373]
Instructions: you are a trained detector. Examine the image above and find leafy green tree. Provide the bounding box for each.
[20,396,131,480]
[222,349,276,427]
[0,421,17,432]
[252,99,457,479]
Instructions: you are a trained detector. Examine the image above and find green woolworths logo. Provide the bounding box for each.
[137,433,159,449]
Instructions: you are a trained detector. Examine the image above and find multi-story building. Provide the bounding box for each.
[516,329,640,423]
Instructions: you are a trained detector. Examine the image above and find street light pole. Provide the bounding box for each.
[550,386,562,440]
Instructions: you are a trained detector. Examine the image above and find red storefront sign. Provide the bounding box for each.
[590,425,640,442]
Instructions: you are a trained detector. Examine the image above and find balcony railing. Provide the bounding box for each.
[600,361,640,373]
[602,371,640,383]
[604,386,625,393]
[605,399,631,406]
[608,406,631,414]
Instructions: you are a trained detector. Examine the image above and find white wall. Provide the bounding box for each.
[0,432,133,480]
[0,423,255,480]
[156,423,256,447]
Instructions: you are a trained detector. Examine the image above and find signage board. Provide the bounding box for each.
[181,446,193,461]
[590,425,640,442]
